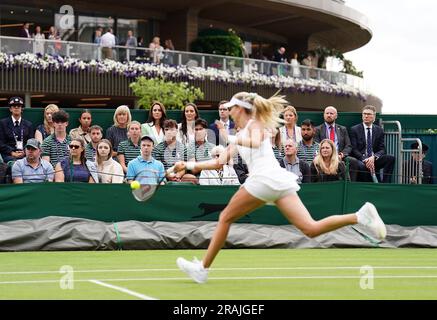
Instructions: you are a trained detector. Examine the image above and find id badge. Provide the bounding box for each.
[16,141,23,150]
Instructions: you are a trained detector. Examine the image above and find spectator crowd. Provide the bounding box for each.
[1,96,432,186]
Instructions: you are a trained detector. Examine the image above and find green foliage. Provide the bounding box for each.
[191,28,243,57]
[314,46,363,78]
[130,77,204,110]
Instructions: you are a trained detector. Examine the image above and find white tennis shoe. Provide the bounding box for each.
[176,257,208,284]
[357,202,387,240]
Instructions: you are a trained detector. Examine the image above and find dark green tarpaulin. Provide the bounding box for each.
[1,182,436,226]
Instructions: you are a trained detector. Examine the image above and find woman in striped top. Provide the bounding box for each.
[117,121,142,174]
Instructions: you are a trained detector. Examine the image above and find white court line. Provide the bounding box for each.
[2,274,437,285]
[88,280,158,300]
[2,266,437,275]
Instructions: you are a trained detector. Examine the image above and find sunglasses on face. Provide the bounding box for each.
[69,144,81,150]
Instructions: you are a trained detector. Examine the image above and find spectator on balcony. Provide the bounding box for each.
[273,47,288,76]
[404,142,434,184]
[279,105,302,145]
[12,138,54,183]
[141,101,167,145]
[101,28,116,60]
[117,121,142,174]
[85,125,103,162]
[290,52,301,78]
[136,37,146,61]
[314,106,358,181]
[178,103,199,146]
[125,30,137,61]
[350,105,395,183]
[95,139,124,183]
[208,100,235,146]
[297,119,319,164]
[152,119,194,182]
[199,145,239,186]
[35,104,59,143]
[302,51,317,78]
[0,96,35,163]
[69,109,92,145]
[47,26,58,55]
[106,105,131,157]
[54,137,98,183]
[33,25,45,55]
[163,39,175,65]
[149,36,164,64]
[311,139,348,182]
[18,22,32,53]
[93,28,102,60]
[41,109,71,168]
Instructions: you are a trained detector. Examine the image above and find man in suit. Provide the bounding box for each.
[315,106,358,181]
[0,97,35,163]
[208,100,235,146]
[18,22,32,53]
[350,105,395,183]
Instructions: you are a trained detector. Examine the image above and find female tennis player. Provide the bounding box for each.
[174,92,386,284]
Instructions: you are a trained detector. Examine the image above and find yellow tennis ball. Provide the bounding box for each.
[131,181,140,190]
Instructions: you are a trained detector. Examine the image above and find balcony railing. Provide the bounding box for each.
[0,35,366,92]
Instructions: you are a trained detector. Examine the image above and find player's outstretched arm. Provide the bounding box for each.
[174,144,237,174]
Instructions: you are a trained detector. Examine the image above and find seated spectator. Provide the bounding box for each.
[12,138,54,183]
[85,125,103,162]
[404,142,434,184]
[187,118,216,183]
[35,104,59,143]
[141,101,167,145]
[152,119,195,182]
[199,145,239,185]
[69,109,92,144]
[207,100,235,146]
[117,121,142,174]
[297,119,319,164]
[54,138,98,183]
[350,105,395,183]
[126,135,165,184]
[279,139,310,184]
[95,139,124,183]
[178,103,199,146]
[106,105,131,157]
[267,127,283,163]
[311,139,348,182]
[314,106,359,181]
[279,105,302,145]
[41,110,72,168]
[0,96,35,163]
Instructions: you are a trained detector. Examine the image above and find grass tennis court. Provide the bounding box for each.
[1,249,437,300]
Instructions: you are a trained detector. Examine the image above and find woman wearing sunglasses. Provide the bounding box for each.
[54,138,98,183]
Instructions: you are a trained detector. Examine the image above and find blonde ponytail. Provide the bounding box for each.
[231,92,287,129]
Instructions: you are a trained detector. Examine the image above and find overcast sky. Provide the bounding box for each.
[344,0,437,114]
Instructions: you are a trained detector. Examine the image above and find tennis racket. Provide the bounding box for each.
[131,165,175,202]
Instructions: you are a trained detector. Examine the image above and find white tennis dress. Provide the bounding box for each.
[237,120,300,203]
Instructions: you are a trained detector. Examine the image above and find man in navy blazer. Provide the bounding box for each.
[315,106,358,181]
[350,105,395,183]
[0,97,35,163]
[207,100,235,146]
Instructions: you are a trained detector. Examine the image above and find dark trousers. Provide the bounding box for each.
[344,156,359,182]
[356,155,395,183]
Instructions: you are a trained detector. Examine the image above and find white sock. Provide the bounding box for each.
[355,203,368,225]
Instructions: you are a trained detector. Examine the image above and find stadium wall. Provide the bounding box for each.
[1,182,436,226]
